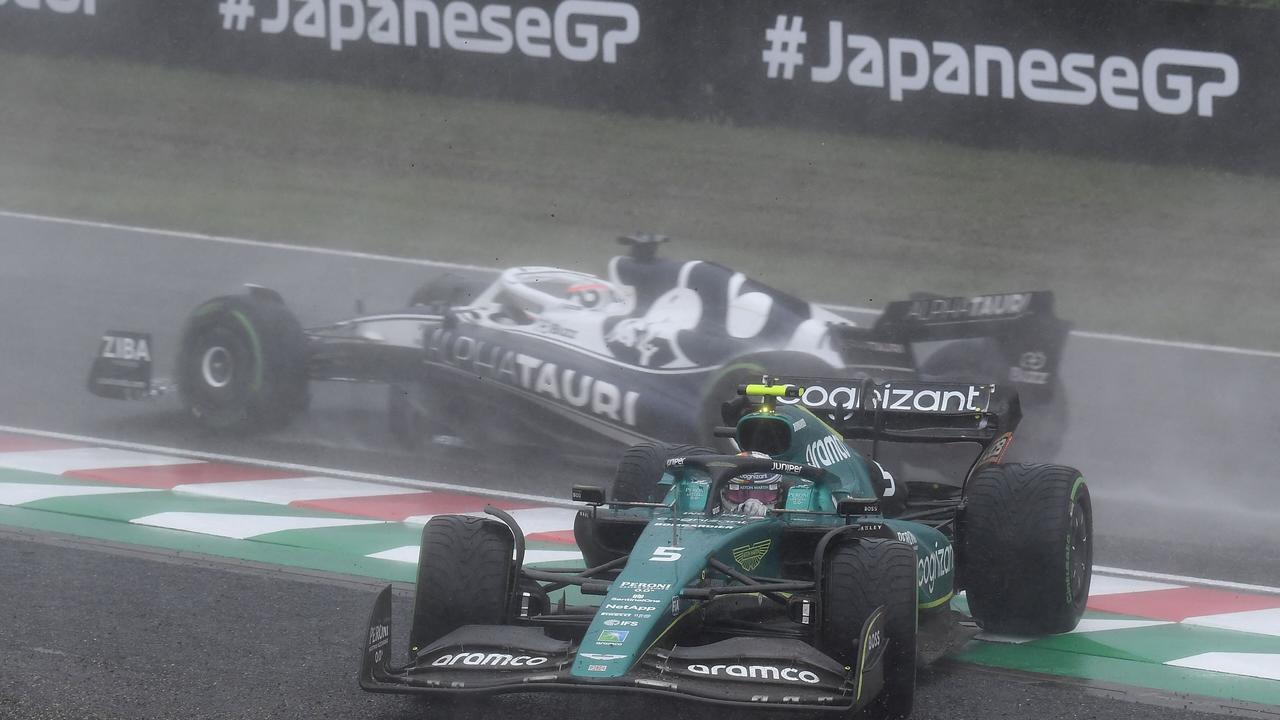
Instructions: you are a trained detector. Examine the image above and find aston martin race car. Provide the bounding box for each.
[87,234,1071,458]
[358,380,1093,718]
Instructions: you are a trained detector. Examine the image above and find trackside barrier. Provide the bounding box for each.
[1,0,1277,172]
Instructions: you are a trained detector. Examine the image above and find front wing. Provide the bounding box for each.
[359,586,888,712]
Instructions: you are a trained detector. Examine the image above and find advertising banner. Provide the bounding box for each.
[2,0,1275,172]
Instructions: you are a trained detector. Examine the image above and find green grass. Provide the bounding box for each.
[3,50,1278,349]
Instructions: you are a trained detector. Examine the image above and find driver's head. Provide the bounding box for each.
[566,281,612,309]
[721,451,783,515]
[737,414,792,456]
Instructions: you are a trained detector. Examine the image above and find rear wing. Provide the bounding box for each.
[842,291,1070,405]
[773,378,1021,446]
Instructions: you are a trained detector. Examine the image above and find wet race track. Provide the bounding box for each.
[2,211,1279,719]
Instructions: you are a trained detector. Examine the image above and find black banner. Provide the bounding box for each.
[2,0,1275,172]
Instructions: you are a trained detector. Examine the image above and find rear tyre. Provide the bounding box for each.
[176,294,308,433]
[821,538,917,720]
[409,516,515,651]
[612,441,716,503]
[960,463,1092,635]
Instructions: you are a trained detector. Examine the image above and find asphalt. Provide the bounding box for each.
[2,213,1277,581]
[0,213,1277,718]
[0,530,1240,720]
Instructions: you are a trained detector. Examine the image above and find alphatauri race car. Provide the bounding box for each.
[87,235,1071,458]
[358,380,1093,718]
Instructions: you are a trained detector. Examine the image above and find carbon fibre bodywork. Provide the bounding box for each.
[88,240,1069,457]
[357,389,1023,713]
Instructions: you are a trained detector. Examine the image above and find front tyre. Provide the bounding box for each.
[176,294,308,433]
[821,538,917,720]
[960,463,1092,635]
[409,516,515,651]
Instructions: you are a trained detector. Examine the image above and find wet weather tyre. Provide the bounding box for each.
[960,463,1092,635]
[612,441,716,503]
[821,538,917,720]
[176,294,308,434]
[409,516,515,650]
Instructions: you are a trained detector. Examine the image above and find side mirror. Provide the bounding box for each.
[836,496,881,517]
[571,485,607,506]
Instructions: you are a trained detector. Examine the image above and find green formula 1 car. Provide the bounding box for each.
[359,379,1092,719]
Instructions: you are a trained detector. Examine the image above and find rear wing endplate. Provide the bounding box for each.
[859,291,1070,404]
[87,330,156,400]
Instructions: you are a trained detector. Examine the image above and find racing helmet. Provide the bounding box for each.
[721,451,783,510]
[565,281,613,310]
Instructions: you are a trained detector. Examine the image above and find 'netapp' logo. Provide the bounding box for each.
[765,16,1239,117]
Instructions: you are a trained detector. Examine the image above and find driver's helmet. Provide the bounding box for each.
[565,281,613,310]
[721,451,783,515]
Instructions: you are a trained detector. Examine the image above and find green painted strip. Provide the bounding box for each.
[959,640,1280,707]
[5,471,1280,708]
[1022,623,1280,665]
[0,468,107,485]
[23,492,361,523]
[0,504,415,582]
[260,522,422,556]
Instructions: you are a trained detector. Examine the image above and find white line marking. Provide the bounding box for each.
[0,425,571,507]
[0,483,155,506]
[404,507,578,534]
[1094,565,1280,597]
[2,426,1278,596]
[976,618,1173,644]
[3,208,1277,359]
[1070,618,1175,633]
[0,209,497,274]
[1069,330,1280,359]
[365,545,419,564]
[173,476,422,505]
[0,447,204,474]
[1165,652,1280,682]
[1182,608,1280,639]
[131,511,383,540]
[1086,574,1184,596]
[367,545,582,566]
